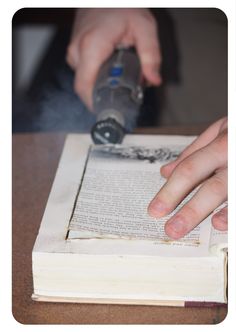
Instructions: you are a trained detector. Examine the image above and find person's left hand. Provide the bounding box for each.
[147,117,228,240]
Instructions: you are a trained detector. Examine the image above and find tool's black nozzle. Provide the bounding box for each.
[91,118,125,144]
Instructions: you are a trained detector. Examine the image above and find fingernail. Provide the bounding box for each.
[168,218,185,232]
[162,159,177,170]
[214,211,227,224]
[165,217,188,240]
[160,160,178,178]
[212,214,228,231]
[160,164,170,174]
[148,199,168,218]
[160,164,173,178]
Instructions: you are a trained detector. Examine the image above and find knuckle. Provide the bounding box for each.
[179,149,188,160]
[141,10,156,25]
[181,204,199,221]
[146,19,157,34]
[214,132,228,155]
[134,11,157,31]
[149,16,158,30]
[79,31,94,51]
[140,47,161,67]
[143,15,156,28]
[208,176,227,196]
[175,159,195,178]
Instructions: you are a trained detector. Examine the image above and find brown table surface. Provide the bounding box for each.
[12,125,227,324]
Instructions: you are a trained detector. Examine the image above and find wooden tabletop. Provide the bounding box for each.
[12,125,227,324]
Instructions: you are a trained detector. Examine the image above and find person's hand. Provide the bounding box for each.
[66,8,162,109]
[148,117,228,240]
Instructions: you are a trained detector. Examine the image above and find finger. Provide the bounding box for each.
[211,206,228,231]
[164,169,227,240]
[132,19,162,85]
[66,9,82,69]
[161,117,228,178]
[219,116,228,131]
[66,37,80,70]
[74,32,115,110]
[148,132,227,218]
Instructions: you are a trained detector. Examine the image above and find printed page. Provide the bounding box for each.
[68,144,213,255]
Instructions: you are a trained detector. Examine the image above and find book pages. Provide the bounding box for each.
[68,144,215,256]
[33,134,227,258]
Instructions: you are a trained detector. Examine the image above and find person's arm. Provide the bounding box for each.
[148,117,228,239]
[66,8,162,109]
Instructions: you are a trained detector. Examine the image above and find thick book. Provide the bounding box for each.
[32,134,227,306]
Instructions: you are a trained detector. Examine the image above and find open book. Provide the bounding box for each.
[32,134,227,306]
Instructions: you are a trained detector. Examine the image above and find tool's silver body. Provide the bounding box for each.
[91,48,143,144]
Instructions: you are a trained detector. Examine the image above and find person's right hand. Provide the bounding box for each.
[148,117,228,240]
[66,8,162,110]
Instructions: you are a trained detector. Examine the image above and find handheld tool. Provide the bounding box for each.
[91,47,143,144]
